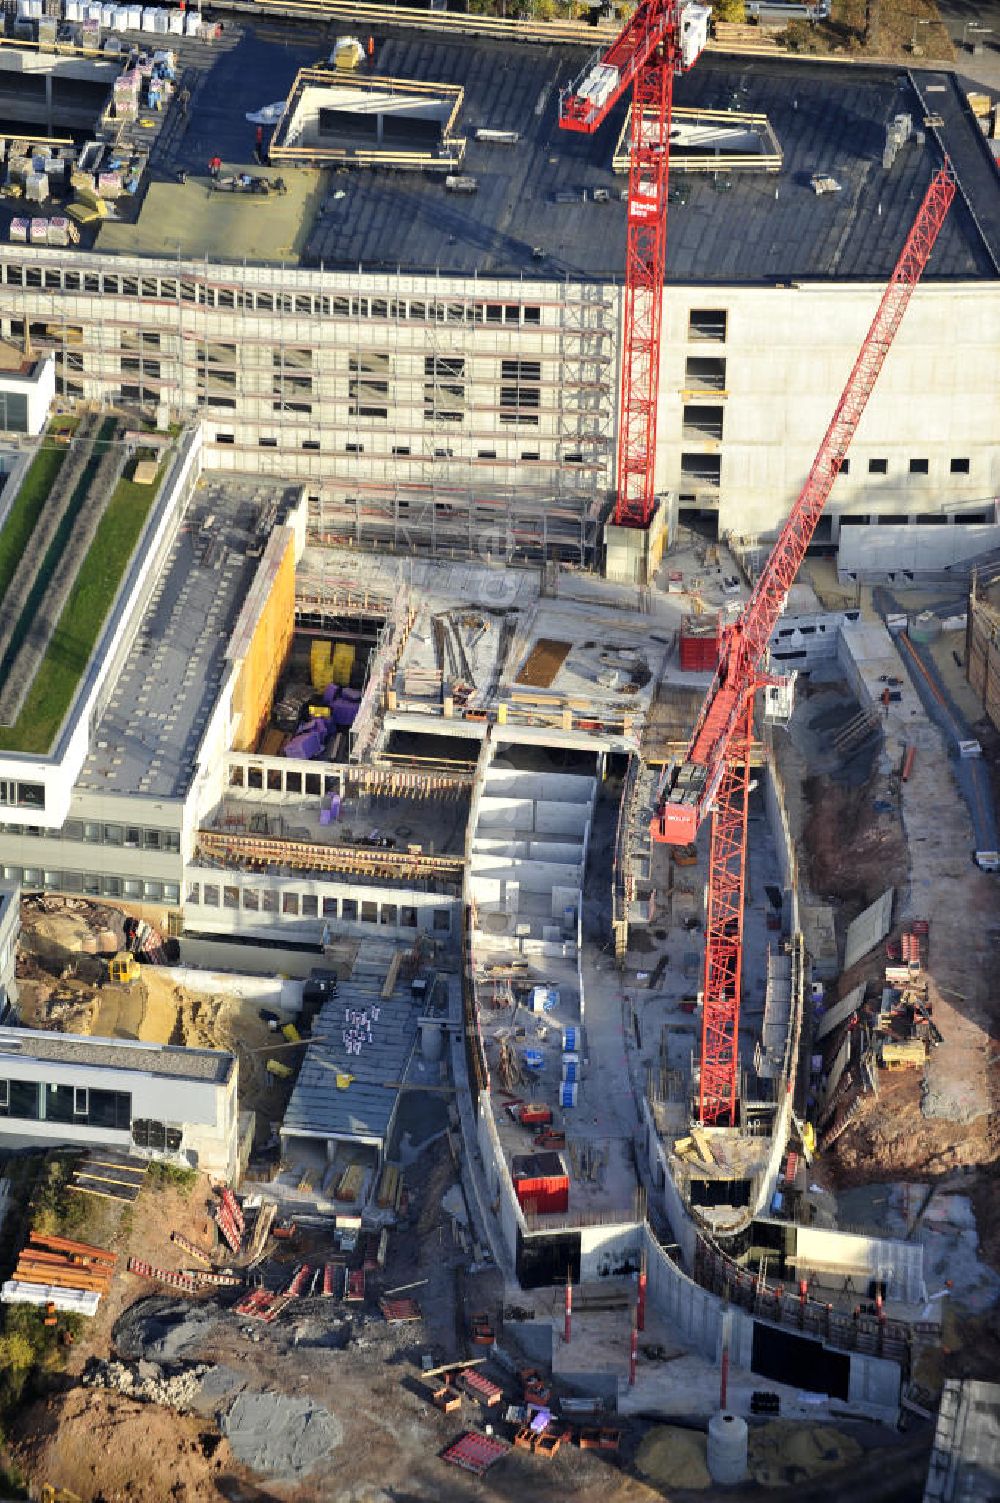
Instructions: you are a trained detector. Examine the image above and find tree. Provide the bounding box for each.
[714,0,746,21]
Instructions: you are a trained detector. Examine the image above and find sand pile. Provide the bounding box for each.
[636,1426,712,1490]
[749,1420,862,1487]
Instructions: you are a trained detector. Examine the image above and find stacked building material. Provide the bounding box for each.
[214,1186,244,1253]
[330,642,355,687]
[285,1263,312,1297]
[376,1162,404,1209]
[440,1433,508,1476]
[4,1233,116,1312]
[310,640,332,688]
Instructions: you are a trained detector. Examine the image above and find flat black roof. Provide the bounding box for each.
[39,16,996,282]
[302,41,998,282]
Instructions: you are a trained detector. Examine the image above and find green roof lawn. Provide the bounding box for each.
[0,445,167,756]
[0,425,72,607]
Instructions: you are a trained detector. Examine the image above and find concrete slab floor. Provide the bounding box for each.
[208,789,470,857]
[531,1291,894,1423]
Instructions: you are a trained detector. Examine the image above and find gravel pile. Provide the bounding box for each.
[220,1391,343,1480]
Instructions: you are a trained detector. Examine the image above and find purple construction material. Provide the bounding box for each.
[319,808,332,826]
[284,729,324,759]
[322,682,340,706]
[329,793,342,819]
[341,686,362,703]
[331,699,359,728]
[301,717,330,742]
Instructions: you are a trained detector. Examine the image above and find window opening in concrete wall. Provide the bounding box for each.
[349,352,390,420]
[685,355,726,390]
[425,355,465,423]
[868,458,888,474]
[688,308,727,341]
[680,453,721,488]
[682,404,724,440]
[909,458,929,474]
[951,457,970,473]
[500,358,541,426]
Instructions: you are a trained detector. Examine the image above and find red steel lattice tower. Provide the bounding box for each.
[651,165,956,1126]
[559,3,710,529]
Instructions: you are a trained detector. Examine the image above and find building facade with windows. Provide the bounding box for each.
[0,1027,239,1178]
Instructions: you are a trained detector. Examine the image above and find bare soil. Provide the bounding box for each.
[515,637,572,688]
[14,1388,243,1503]
[802,776,908,909]
[781,0,954,61]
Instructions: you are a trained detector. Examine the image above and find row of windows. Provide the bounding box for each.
[6,821,181,851]
[0,781,45,810]
[0,1079,131,1129]
[186,881,451,930]
[2,867,180,903]
[2,262,546,325]
[843,456,971,477]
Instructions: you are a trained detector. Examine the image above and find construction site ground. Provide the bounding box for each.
[775,569,999,1368]
[15,896,302,1136]
[1,1134,946,1503]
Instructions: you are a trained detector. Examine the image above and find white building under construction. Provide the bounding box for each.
[0,18,995,571]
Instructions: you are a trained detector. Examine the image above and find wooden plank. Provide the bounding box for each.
[421,1356,486,1381]
[382,949,403,1000]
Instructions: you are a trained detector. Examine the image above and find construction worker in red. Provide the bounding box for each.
[209,155,222,179]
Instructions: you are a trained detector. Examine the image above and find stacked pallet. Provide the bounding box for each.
[3,1233,116,1315]
[214,1186,244,1253]
[376,1162,404,1210]
[336,1162,366,1203]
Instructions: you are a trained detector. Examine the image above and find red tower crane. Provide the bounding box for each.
[651,165,956,1127]
[559,2,711,529]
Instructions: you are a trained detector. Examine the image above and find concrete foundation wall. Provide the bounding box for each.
[483,771,595,803]
[470,855,582,894]
[579,1222,642,1281]
[795,1225,925,1304]
[848,1352,902,1411]
[476,797,591,837]
[837,520,1000,581]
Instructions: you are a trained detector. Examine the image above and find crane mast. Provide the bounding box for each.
[652,165,956,1126]
[559,1,711,529]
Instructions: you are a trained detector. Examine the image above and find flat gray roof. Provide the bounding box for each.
[0,1025,234,1084]
[924,1379,1000,1503]
[282,940,422,1146]
[77,480,295,799]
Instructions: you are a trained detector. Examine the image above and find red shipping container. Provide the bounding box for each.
[519,1105,553,1127]
[514,1176,569,1215]
[512,1149,569,1215]
[679,616,722,672]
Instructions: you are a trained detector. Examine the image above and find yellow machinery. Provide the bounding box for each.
[266,1059,293,1079]
[107,952,140,985]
